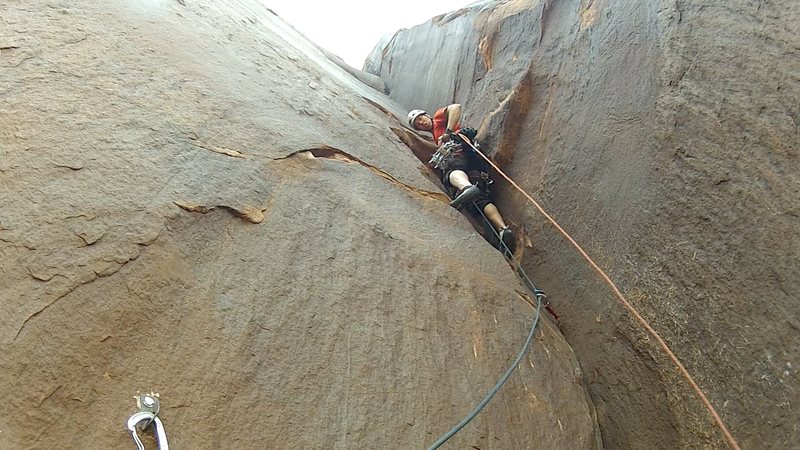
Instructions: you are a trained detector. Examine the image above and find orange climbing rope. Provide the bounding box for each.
[457,133,741,450]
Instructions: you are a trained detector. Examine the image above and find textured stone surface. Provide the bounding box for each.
[368,0,799,448]
[0,1,599,448]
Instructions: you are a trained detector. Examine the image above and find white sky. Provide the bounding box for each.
[262,0,476,68]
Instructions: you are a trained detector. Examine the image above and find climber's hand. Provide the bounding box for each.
[460,127,477,142]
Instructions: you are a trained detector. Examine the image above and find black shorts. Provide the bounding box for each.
[441,153,471,187]
[441,154,491,210]
[466,189,492,210]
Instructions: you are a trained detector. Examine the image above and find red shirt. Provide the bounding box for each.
[432,107,461,143]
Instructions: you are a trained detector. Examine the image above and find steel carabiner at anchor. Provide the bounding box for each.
[127,392,169,450]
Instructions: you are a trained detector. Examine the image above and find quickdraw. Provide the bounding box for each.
[534,289,560,323]
[127,392,169,450]
[428,140,460,169]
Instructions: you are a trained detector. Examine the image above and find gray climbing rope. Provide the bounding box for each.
[425,201,546,449]
[426,285,544,449]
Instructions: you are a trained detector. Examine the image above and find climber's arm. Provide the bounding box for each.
[444,104,461,133]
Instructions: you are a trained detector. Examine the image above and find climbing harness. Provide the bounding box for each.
[454,132,742,450]
[127,392,169,450]
[449,134,560,322]
[428,140,460,169]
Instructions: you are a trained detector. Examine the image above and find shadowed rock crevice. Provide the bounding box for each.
[174,201,267,224]
[360,96,396,119]
[283,146,450,203]
[390,126,438,166]
[391,123,538,266]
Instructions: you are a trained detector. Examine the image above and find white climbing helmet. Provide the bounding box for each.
[407,109,427,129]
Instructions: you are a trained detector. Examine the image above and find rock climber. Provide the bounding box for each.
[408,104,513,250]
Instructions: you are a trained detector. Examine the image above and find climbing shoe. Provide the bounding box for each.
[449,184,480,208]
[499,227,514,253]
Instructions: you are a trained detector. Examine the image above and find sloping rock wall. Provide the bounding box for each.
[0,0,599,448]
[368,0,799,448]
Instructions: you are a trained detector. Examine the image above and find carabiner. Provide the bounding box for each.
[127,393,169,450]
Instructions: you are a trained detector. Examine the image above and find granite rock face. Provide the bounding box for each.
[368,0,799,448]
[0,0,599,448]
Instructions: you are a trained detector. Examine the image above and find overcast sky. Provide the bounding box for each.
[262,0,475,68]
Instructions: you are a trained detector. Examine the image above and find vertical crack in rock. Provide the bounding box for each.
[533,77,558,156]
[478,34,494,72]
[477,0,536,65]
[539,0,554,44]
[477,68,534,167]
[579,0,608,30]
